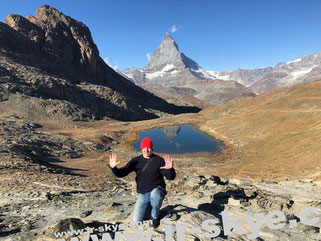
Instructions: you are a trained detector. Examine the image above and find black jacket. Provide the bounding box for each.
[111,154,176,194]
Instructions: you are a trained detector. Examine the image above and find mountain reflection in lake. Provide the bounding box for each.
[133,124,224,154]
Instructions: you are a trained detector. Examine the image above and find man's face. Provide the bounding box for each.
[142,147,153,158]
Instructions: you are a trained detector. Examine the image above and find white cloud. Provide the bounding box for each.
[171,25,178,33]
[104,57,118,70]
[146,52,152,62]
[104,57,110,65]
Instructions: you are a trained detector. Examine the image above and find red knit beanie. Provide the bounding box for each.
[140,137,153,150]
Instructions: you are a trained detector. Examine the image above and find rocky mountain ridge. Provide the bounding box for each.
[207,50,321,94]
[249,50,321,94]
[123,32,321,97]
[208,67,273,87]
[122,33,255,106]
[0,5,200,122]
[142,33,214,81]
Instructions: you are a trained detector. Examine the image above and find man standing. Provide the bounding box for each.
[109,137,175,228]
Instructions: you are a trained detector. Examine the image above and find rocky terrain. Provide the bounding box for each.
[1,158,321,241]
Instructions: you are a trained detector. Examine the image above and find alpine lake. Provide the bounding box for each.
[133,124,224,154]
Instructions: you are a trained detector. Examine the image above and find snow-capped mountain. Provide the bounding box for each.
[142,33,215,81]
[249,50,321,94]
[122,33,255,106]
[207,67,273,87]
[206,50,321,94]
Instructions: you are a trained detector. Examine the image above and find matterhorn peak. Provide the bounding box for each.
[163,32,173,40]
[160,32,179,50]
[122,32,256,106]
[142,32,210,79]
[143,33,185,72]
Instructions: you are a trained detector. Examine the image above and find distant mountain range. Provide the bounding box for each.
[122,33,255,106]
[207,50,321,94]
[122,33,321,101]
[0,6,200,121]
[207,67,273,88]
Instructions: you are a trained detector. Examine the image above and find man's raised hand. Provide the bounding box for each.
[109,153,120,168]
[160,155,173,169]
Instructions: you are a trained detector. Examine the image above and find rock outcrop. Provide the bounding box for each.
[0,115,110,175]
[0,5,200,121]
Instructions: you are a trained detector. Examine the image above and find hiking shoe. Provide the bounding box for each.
[151,217,160,228]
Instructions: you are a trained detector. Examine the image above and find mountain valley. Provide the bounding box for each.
[0,5,321,241]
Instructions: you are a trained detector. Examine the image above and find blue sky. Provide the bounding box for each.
[1,0,321,71]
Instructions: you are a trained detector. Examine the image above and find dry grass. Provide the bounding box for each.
[199,80,321,181]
